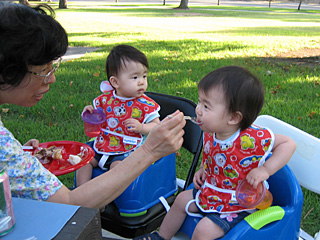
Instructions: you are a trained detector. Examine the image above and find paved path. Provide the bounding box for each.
[61,0,320,10]
[62,46,100,61]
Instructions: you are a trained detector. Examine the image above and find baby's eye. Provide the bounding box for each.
[133,76,138,80]
[143,74,147,79]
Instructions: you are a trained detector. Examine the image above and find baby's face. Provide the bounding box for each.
[196,87,236,140]
[113,60,148,98]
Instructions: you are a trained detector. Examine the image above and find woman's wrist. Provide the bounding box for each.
[137,140,159,162]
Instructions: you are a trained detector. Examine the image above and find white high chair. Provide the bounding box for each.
[254,115,320,240]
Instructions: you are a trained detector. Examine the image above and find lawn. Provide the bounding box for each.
[3,1,320,236]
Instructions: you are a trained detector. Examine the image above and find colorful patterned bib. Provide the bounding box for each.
[196,125,274,213]
[93,91,160,155]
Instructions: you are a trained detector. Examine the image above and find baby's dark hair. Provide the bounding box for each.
[198,66,264,130]
[0,2,68,89]
[106,45,148,81]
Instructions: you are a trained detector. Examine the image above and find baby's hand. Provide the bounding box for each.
[83,105,94,113]
[193,168,206,189]
[123,118,143,133]
[246,166,270,189]
[24,139,39,148]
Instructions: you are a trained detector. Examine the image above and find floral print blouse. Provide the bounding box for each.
[0,120,62,201]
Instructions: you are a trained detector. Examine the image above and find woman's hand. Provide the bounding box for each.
[24,139,40,148]
[193,168,206,189]
[140,110,185,161]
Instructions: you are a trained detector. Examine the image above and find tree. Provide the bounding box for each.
[176,0,189,9]
[298,0,303,10]
[59,0,67,9]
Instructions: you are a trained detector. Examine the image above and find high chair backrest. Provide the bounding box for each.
[254,115,320,194]
[145,92,203,189]
[145,92,202,155]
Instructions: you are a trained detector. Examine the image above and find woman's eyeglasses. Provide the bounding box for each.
[28,57,62,84]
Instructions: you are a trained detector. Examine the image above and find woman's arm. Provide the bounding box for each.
[47,111,185,208]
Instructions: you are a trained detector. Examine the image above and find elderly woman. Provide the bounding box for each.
[0,2,185,209]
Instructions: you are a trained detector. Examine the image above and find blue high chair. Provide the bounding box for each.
[177,115,305,240]
[177,165,303,240]
[75,92,203,238]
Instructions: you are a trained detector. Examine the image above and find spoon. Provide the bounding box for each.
[167,115,202,125]
[183,116,202,125]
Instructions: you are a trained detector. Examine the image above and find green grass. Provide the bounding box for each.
[3,2,320,235]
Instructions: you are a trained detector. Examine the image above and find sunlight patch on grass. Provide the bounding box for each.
[57,11,320,34]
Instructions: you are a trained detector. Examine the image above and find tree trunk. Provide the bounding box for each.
[269,0,271,8]
[176,0,189,9]
[19,0,30,6]
[298,0,302,10]
[217,0,220,6]
[59,0,67,9]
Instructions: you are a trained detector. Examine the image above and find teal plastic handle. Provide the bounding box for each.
[244,206,285,230]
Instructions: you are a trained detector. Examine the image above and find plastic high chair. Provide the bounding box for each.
[254,115,320,240]
[177,115,305,240]
[75,92,203,238]
[177,165,303,240]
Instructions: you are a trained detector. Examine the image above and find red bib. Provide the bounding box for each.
[196,125,274,213]
[93,91,160,155]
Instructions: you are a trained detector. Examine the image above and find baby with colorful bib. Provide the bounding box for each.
[76,45,160,186]
[134,66,297,240]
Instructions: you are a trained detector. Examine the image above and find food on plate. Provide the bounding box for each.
[33,143,85,166]
[34,146,63,164]
[52,148,63,160]
[68,155,82,165]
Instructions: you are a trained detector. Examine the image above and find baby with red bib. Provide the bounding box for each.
[134,66,296,240]
[76,45,160,186]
